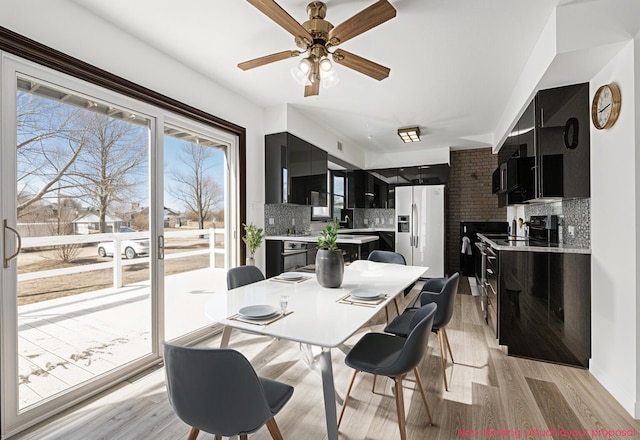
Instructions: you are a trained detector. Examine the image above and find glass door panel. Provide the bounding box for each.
[163,124,229,340]
[14,76,152,411]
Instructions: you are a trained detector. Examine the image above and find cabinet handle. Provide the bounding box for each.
[4,220,22,268]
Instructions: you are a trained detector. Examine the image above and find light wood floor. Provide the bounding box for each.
[13,287,640,440]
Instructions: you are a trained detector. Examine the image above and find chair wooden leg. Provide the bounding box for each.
[338,370,360,428]
[393,298,400,316]
[442,327,454,363]
[438,330,449,391]
[265,417,284,440]
[372,374,377,393]
[413,367,433,425]
[394,376,407,440]
[240,435,249,440]
[186,427,199,440]
[385,306,390,323]
[213,435,220,440]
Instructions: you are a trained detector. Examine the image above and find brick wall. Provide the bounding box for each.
[446,148,506,274]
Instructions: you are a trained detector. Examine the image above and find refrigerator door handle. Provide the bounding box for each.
[412,203,418,248]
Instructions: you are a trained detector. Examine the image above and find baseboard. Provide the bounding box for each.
[590,359,638,418]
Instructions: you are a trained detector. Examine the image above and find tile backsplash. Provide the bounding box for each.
[264,204,311,235]
[352,208,395,229]
[264,205,396,235]
[522,198,590,248]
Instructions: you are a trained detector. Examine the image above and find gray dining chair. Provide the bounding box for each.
[227,265,265,290]
[163,343,293,440]
[384,272,460,391]
[338,303,437,440]
[367,250,407,318]
[367,250,407,265]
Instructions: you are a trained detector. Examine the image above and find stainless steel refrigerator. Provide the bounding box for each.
[395,184,445,278]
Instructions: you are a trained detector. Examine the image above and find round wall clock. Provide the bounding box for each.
[591,83,621,129]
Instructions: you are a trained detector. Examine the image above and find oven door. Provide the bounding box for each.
[282,241,308,272]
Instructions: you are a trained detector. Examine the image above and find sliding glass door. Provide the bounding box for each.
[163,121,235,341]
[1,54,239,437]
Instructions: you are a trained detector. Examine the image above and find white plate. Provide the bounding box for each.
[239,304,279,318]
[350,289,384,300]
[280,272,304,281]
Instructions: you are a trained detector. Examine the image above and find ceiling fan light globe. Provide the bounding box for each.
[321,69,339,88]
[299,58,313,74]
[290,66,312,86]
[319,57,333,72]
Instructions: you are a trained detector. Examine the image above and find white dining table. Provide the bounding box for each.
[204,260,428,440]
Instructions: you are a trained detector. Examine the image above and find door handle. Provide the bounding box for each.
[4,219,22,268]
[158,235,165,260]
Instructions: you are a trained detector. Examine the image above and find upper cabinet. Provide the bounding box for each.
[265,132,328,206]
[347,171,395,209]
[496,83,590,206]
[536,83,590,199]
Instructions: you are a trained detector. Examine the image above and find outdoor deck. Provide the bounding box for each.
[17,267,227,409]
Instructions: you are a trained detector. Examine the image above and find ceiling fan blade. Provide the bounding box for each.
[247,0,313,45]
[327,0,396,47]
[304,80,320,97]
[238,50,300,70]
[332,49,390,81]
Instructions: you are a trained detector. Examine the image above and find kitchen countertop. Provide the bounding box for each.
[338,228,395,233]
[477,233,591,254]
[265,234,379,245]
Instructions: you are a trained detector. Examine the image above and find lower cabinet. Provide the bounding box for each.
[498,250,591,368]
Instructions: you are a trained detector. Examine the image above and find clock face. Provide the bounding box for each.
[592,83,621,129]
[596,86,613,127]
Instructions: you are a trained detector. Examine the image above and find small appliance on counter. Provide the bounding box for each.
[528,214,559,244]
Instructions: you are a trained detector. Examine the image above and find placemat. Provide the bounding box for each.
[228,310,294,326]
[336,293,388,307]
[269,276,312,284]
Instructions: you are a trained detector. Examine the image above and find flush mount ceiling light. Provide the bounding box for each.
[398,127,421,143]
[238,0,396,97]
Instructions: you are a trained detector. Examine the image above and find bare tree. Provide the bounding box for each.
[168,143,223,230]
[50,194,82,263]
[16,91,86,218]
[68,113,148,232]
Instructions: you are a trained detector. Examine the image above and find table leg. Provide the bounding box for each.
[319,348,339,440]
[220,326,232,348]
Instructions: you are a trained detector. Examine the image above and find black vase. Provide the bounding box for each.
[316,249,344,288]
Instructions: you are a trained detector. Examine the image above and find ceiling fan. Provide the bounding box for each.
[238,0,396,97]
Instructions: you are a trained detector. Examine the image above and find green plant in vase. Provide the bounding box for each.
[316,221,344,288]
[242,223,263,265]
[318,221,339,250]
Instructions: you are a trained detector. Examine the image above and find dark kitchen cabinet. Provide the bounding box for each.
[497,99,536,207]
[347,171,387,208]
[536,82,590,199]
[496,83,589,206]
[498,250,591,367]
[265,132,327,206]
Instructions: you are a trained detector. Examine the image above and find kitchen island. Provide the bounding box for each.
[264,234,379,278]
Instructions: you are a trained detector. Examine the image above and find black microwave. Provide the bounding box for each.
[492,156,535,199]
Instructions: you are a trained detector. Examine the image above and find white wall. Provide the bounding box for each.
[589,39,639,416]
[1,1,268,268]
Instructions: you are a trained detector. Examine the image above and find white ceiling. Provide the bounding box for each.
[70,0,634,157]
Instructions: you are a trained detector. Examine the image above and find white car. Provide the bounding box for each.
[97,236,150,259]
